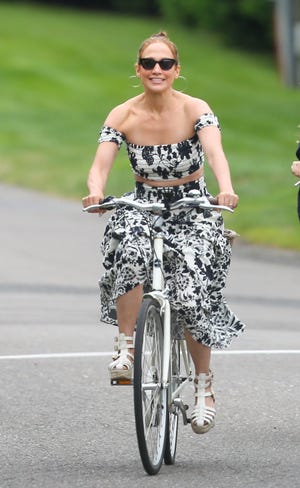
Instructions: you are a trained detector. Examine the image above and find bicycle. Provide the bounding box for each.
[83,190,233,475]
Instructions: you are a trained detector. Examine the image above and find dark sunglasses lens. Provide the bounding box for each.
[159,59,176,70]
[140,58,156,69]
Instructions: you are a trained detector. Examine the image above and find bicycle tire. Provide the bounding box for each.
[164,338,180,465]
[134,297,167,475]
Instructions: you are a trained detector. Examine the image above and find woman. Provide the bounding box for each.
[82,31,245,435]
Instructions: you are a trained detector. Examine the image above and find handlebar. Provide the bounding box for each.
[82,190,234,214]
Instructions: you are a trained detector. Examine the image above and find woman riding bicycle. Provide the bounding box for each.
[82,31,245,435]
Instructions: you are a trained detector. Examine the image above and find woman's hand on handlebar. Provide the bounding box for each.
[82,193,106,214]
[217,191,239,209]
[291,161,300,178]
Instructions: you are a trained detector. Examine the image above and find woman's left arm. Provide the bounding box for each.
[198,125,239,209]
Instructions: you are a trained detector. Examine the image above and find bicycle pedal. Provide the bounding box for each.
[110,378,133,386]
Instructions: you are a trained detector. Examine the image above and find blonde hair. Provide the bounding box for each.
[137,31,179,64]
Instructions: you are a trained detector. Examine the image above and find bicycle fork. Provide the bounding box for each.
[147,233,171,389]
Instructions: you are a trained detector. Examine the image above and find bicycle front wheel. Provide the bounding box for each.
[164,338,180,465]
[134,297,167,475]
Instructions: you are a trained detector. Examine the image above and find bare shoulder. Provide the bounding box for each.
[104,95,142,130]
[180,93,213,118]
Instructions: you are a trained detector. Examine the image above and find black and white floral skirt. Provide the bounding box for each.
[99,179,245,349]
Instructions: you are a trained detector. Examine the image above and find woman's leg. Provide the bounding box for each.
[108,285,143,380]
[116,284,143,349]
[184,329,211,374]
[184,329,216,435]
[184,330,214,409]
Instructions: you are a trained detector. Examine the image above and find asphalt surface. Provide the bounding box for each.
[1,183,300,488]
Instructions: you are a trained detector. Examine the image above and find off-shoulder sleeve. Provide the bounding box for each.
[194,113,220,132]
[98,125,125,149]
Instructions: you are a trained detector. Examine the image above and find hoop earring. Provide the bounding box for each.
[174,75,187,92]
[129,75,141,89]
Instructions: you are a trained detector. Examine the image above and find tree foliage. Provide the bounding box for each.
[158,0,274,51]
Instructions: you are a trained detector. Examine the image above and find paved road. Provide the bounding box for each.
[1,183,299,488]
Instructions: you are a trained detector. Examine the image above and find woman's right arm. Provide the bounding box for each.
[82,103,130,210]
[82,141,119,210]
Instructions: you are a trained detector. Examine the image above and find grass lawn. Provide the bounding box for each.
[0,2,299,249]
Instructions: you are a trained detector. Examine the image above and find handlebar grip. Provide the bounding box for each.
[208,196,218,206]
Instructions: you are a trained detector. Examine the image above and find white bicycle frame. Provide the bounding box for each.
[145,229,192,400]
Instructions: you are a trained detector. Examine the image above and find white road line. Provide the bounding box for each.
[0,350,299,360]
[0,352,112,360]
[213,350,300,355]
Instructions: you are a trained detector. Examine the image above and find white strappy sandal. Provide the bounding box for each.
[190,371,216,434]
[108,333,134,381]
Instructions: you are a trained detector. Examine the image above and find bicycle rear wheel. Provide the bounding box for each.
[134,297,167,475]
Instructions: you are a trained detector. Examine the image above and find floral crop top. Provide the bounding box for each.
[98,113,220,181]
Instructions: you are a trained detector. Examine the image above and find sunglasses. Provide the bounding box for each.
[138,58,177,71]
